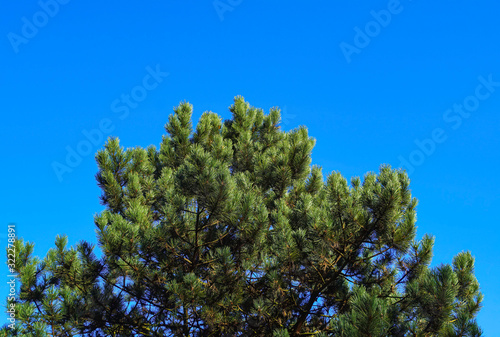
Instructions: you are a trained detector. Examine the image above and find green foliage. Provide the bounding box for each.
[3,97,483,336]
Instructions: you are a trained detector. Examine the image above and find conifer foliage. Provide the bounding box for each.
[4,97,483,336]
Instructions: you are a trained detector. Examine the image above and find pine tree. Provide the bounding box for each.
[3,97,483,336]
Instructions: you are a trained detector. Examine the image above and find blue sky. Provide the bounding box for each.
[2,0,499,333]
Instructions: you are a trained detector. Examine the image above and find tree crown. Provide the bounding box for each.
[4,97,483,336]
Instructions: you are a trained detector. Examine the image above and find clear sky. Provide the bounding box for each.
[2,0,499,333]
